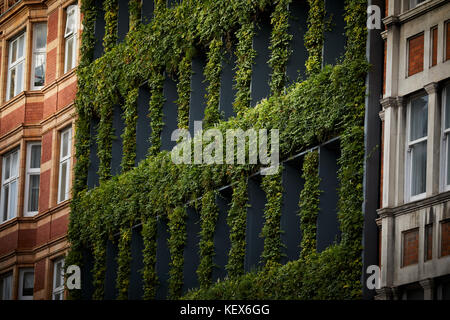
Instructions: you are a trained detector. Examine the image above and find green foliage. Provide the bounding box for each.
[226,173,249,278]
[103,0,118,52]
[116,228,132,299]
[304,0,325,75]
[203,38,223,128]
[268,0,292,95]
[129,0,142,31]
[68,0,369,301]
[168,206,187,299]
[197,190,219,289]
[298,150,320,259]
[260,166,284,265]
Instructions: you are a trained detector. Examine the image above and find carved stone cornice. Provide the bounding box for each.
[424,82,439,95]
[380,97,398,110]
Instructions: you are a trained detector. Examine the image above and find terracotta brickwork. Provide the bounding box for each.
[403,229,419,267]
[442,220,450,257]
[0,0,80,300]
[408,33,424,76]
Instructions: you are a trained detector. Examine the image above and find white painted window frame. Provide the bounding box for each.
[6,32,26,100]
[30,23,47,90]
[52,258,65,300]
[1,148,20,223]
[64,4,78,73]
[441,84,450,192]
[0,272,13,300]
[57,128,72,203]
[24,142,41,216]
[18,268,34,300]
[405,94,428,202]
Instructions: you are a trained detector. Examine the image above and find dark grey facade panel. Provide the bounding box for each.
[104,239,119,299]
[129,226,145,299]
[212,188,232,282]
[251,14,272,107]
[136,85,152,165]
[323,0,346,66]
[362,0,384,300]
[316,139,341,253]
[281,156,304,263]
[245,176,267,272]
[161,76,179,152]
[189,56,207,136]
[117,0,130,43]
[142,0,154,25]
[93,0,106,60]
[219,49,237,120]
[156,218,170,299]
[81,250,94,300]
[287,0,308,84]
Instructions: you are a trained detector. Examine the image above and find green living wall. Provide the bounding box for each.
[66,0,369,300]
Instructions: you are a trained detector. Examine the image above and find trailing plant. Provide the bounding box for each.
[203,38,223,128]
[268,0,292,95]
[148,69,165,156]
[103,0,118,52]
[176,55,192,130]
[167,206,187,299]
[304,0,325,75]
[260,165,284,265]
[141,213,158,300]
[129,0,142,31]
[121,87,139,172]
[298,150,320,259]
[226,173,249,278]
[197,190,219,289]
[116,227,132,299]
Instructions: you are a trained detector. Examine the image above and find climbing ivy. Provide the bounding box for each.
[176,55,192,130]
[116,227,132,299]
[304,0,325,75]
[203,38,223,128]
[148,70,165,156]
[121,87,139,172]
[167,206,187,299]
[103,0,118,52]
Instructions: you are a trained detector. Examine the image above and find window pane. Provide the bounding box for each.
[8,67,16,99]
[447,137,450,186]
[62,132,69,158]
[11,151,18,178]
[65,7,76,36]
[2,185,9,221]
[59,162,67,202]
[1,274,12,300]
[34,23,47,50]
[9,180,17,219]
[410,95,428,141]
[411,141,427,196]
[16,62,24,95]
[65,36,74,71]
[30,145,41,168]
[18,35,24,59]
[22,272,34,296]
[33,54,46,88]
[28,175,40,212]
[4,155,10,180]
[11,40,17,63]
[445,86,450,129]
[55,262,64,288]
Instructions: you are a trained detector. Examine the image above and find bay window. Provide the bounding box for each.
[31,23,47,90]
[18,269,34,300]
[58,128,72,203]
[24,143,41,216]
[7,32,26,100]
[442,84,450,190]
[1,148,20,223]
[52,258,64,300]
[64,4,78,73]
[406,94,428,201]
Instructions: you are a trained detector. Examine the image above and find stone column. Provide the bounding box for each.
[425,83,440,197]
[420,278,434,300]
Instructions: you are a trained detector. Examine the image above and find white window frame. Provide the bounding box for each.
[1,148,20,223]
[64,4,78,73]
[18,268,34,300]
[6,32,26,101]
[52,258,65,300]
[0,272,13,300]
[24,142,41,216]
[441,84,450,192]
[30,23,47,90]
[57,128,72,203]
[409,0,427,10]
[405,94,428,202]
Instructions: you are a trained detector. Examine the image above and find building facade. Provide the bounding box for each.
[377,0,450,300]
[0,0,79,300]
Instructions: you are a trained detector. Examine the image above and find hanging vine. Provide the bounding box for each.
[121,87,139,172]
[167,206,187,299]
[203,38,223,128]
[103,0,119,52]
[148,69,166,156]
[176,55,192,130]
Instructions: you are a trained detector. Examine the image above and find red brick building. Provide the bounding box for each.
[0,0,79,300]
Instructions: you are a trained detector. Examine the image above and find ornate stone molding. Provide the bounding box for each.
[424,82,439,95]
[380,97,398,110]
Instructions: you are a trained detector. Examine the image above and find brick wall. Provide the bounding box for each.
[431,27,437,67]
[442,220,450,257]
[403,228,419,267]
[408,33,424,76]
